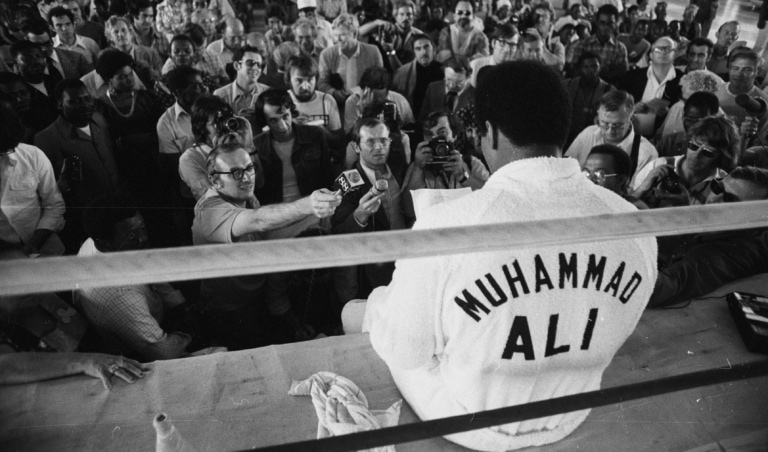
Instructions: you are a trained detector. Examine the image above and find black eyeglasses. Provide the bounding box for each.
[455,10,472,16]
[212,163,255,181]
[687,141,718,159]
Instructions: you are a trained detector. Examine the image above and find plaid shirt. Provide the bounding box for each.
[77,240,191,360]
[161,50,228,80]
[567,35,628,77]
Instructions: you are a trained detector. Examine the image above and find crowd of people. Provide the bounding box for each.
[1,0,768,391]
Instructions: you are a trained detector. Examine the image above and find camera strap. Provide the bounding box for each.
[629,131,642,176]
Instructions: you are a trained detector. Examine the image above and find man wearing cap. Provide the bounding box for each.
[298,0,334,50]
[436,0,489,63]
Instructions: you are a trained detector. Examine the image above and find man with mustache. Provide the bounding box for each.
[213,46,269,116]
[393,34,444,119]
[8,40,59,130]
[34,79,120,252]
[436,0,489,63]
[286,54,342,131]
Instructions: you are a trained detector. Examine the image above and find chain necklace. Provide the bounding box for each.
[106,88,136,118]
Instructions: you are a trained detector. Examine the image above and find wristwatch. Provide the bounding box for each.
[458,171,469,184]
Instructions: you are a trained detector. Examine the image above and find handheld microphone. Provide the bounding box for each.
[735,94,768,117]
[371,178,388,196]
[334,169,365,195]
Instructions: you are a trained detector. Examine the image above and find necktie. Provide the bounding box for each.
[445,91,458,112]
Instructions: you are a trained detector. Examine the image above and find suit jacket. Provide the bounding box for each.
[331,161,406,296]
[618,66,683,106]
[419,81,475,121]
[34,113,120,209]
[54,47,92,79]
[392,60,443,119]
[22,82,59,132]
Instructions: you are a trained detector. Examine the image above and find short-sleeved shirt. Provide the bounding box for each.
[568,35,628,78]
[290,90,342,130]
[192,189,267,311]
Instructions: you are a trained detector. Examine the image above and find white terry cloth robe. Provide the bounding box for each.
[363,157,657,451]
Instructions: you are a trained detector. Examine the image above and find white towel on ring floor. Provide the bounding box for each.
[288,371,403,451]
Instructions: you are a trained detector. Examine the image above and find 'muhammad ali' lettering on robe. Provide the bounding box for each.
[453,253,645,361]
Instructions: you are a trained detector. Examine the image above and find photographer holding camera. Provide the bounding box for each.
[179,95,263,201]
[631,116,739,207]
[402,111,489,218]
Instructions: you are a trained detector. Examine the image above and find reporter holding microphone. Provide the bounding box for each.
[331,118,408,305]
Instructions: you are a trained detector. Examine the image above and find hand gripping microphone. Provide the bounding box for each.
[370,178,388,196]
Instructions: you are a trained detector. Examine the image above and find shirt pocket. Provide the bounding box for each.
[8,175,39,204]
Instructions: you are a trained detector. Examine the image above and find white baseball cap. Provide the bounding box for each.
[297,0,317,10]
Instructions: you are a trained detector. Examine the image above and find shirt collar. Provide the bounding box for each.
[338,42,361,58]
[54,34,84,48]
[2,149,18,168]
[647,65,676,85]
[173,102,189,119]
[485,157,581,190]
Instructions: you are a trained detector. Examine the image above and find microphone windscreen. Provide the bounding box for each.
[735,94,767,116]
[374,179,389,192]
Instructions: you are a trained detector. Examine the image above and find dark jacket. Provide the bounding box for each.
[34,112,120,209]
[419,81,475,122]
[54,47,93,79]
[617,66,683,106]
[254,123,335,205]
[649,228,768,308]
[331,161,405,234]
[331,161,406,297]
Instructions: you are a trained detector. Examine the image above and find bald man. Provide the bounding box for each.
[617,36,682,130]
[206,17,246,70]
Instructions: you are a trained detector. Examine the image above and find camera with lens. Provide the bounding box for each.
[214,109,240,135]
[659,174,682,194]
[425,137,454,173]
[380,101,397,123]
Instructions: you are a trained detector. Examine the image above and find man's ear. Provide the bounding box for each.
[618,174,629,191]
[353,141,361,154]
[485,120,498,150]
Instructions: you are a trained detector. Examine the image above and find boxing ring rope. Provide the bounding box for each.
[2,200,768,450]
[1,201,768,296]
[248,361,768,452]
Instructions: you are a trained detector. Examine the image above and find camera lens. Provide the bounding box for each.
[224,117,240,132]
[435,144,450,156]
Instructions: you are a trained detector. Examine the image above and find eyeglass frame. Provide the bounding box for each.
[211,163,256,181]
[582,169,619,184]
[596,119,630,131]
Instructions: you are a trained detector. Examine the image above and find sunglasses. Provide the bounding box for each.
[687,141,718,159]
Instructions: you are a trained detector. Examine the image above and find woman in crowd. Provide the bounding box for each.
[632,116,739,207]
[680,4,702,41]
[179,95,262,200]
[105,15,163,85]
[95,49,164,210]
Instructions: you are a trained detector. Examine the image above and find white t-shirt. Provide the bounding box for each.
[290,90,342,131]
